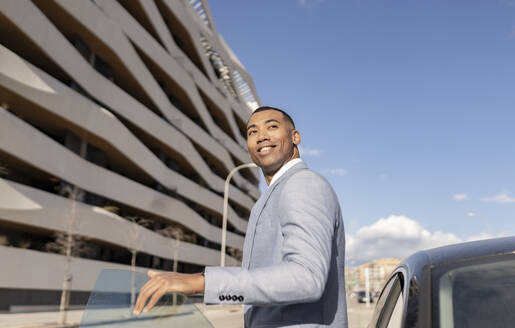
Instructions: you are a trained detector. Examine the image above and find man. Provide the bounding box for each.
[134,106,348,327]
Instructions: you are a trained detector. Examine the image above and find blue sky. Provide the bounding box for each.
[209,0,515,265]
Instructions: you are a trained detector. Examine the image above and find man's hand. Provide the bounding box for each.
[133,270,205,315]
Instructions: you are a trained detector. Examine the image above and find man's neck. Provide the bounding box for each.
[264,157,302,186]
[264,168,279,186]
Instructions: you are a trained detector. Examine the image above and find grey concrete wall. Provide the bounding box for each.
[0,44,251,233]
[0,0,262,295]
[0,245,150,291]
[0,178,240,266]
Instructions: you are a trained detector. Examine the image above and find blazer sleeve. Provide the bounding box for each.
[203,171,340,305]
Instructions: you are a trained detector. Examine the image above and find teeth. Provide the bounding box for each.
[259,146,272,152]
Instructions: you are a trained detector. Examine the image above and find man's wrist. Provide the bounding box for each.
[193,272,205,294]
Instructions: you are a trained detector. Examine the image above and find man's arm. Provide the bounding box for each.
[204,171,338,305]
[134,171,339,311]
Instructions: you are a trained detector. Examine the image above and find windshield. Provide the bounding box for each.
[433,254,515,328]
[79,269,213,328]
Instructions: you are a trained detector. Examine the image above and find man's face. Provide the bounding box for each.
[246,110,300,176]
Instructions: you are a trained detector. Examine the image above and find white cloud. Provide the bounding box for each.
[464,232,498,242]
[298,145,322,157]
[453,193,468,201]
[346,215,500,266]
[467,212,476,217]
[324,168,348,176]
[480,193,515,204]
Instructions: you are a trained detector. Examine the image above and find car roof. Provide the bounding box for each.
[402,236,515,274]
[388,237,515,327]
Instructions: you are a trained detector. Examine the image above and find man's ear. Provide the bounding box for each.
[292,129,301,145]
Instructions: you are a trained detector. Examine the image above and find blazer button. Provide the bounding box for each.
[219,295,225,301]
[231,295,237,301]
[238,296,244,302]
[226,295,231,301]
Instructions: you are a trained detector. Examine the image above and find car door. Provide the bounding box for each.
[368,272,405,328]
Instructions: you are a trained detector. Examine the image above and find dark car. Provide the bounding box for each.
[357,291,374,303]
[368,236,515,328]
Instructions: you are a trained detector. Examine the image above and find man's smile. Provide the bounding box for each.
[257,144,276,155]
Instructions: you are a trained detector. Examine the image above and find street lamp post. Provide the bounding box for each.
[220,162,258,266]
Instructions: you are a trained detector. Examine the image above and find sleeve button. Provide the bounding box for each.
[238,296,244,302]
[219,295,225,301]
[231,295,238,301]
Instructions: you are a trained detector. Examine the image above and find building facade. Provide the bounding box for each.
[345,258,402,293]
[0,0,260,311]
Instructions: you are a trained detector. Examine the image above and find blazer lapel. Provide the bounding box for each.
[242,162,307,269]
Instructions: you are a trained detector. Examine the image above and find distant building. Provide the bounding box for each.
[0,0,260,311]
[346,258,402,292]
[344,267,361,292]
[359,258,402,291]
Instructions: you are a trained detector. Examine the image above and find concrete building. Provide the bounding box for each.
[346,258,402,293]
[359,258,402,291]
[0,0,260,311]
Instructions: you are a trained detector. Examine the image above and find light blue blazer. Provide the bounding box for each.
[204,162,348,328]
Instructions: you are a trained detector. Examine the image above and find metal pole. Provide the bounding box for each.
[220,163,257,267]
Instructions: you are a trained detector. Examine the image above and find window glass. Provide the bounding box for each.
[434,255,515,328]
[80,269,213,328]
[378,277,402,328]
[369,273,404,328]
[369,276,397,325]
[386,291,404,328]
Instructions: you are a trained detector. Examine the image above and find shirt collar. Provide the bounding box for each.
[268,158,303,187]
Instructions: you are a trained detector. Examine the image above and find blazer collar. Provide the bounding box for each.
[268,158,303,187]
[257,161,307,212]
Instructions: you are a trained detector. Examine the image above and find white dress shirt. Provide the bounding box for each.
[268,158,303,187]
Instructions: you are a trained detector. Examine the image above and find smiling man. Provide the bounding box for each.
[246,108,300,183]
[133,106,348,328]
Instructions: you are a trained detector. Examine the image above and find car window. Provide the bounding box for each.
[434,254,515,328]
[79,269,213,328]
[369,273,404,328]
[386,289,404,328]
[378,276,403,328]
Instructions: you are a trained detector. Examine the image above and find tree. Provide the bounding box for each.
[45,232,93,257]
[157,225,183,272]
[50,184,85,325]
[125,216,153,310]
[156,225,185,308]
[45,228,95,318]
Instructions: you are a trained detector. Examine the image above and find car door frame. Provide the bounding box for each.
[370,266,409,328]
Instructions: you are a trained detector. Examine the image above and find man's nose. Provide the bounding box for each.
[256,131,269,143]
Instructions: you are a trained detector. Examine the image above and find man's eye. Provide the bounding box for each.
[269,125,277,129]
[248,130,257,135]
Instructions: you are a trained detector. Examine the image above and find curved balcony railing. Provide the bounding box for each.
[188,0,212,29]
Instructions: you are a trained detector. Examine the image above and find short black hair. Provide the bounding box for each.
[250,106,296,128]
